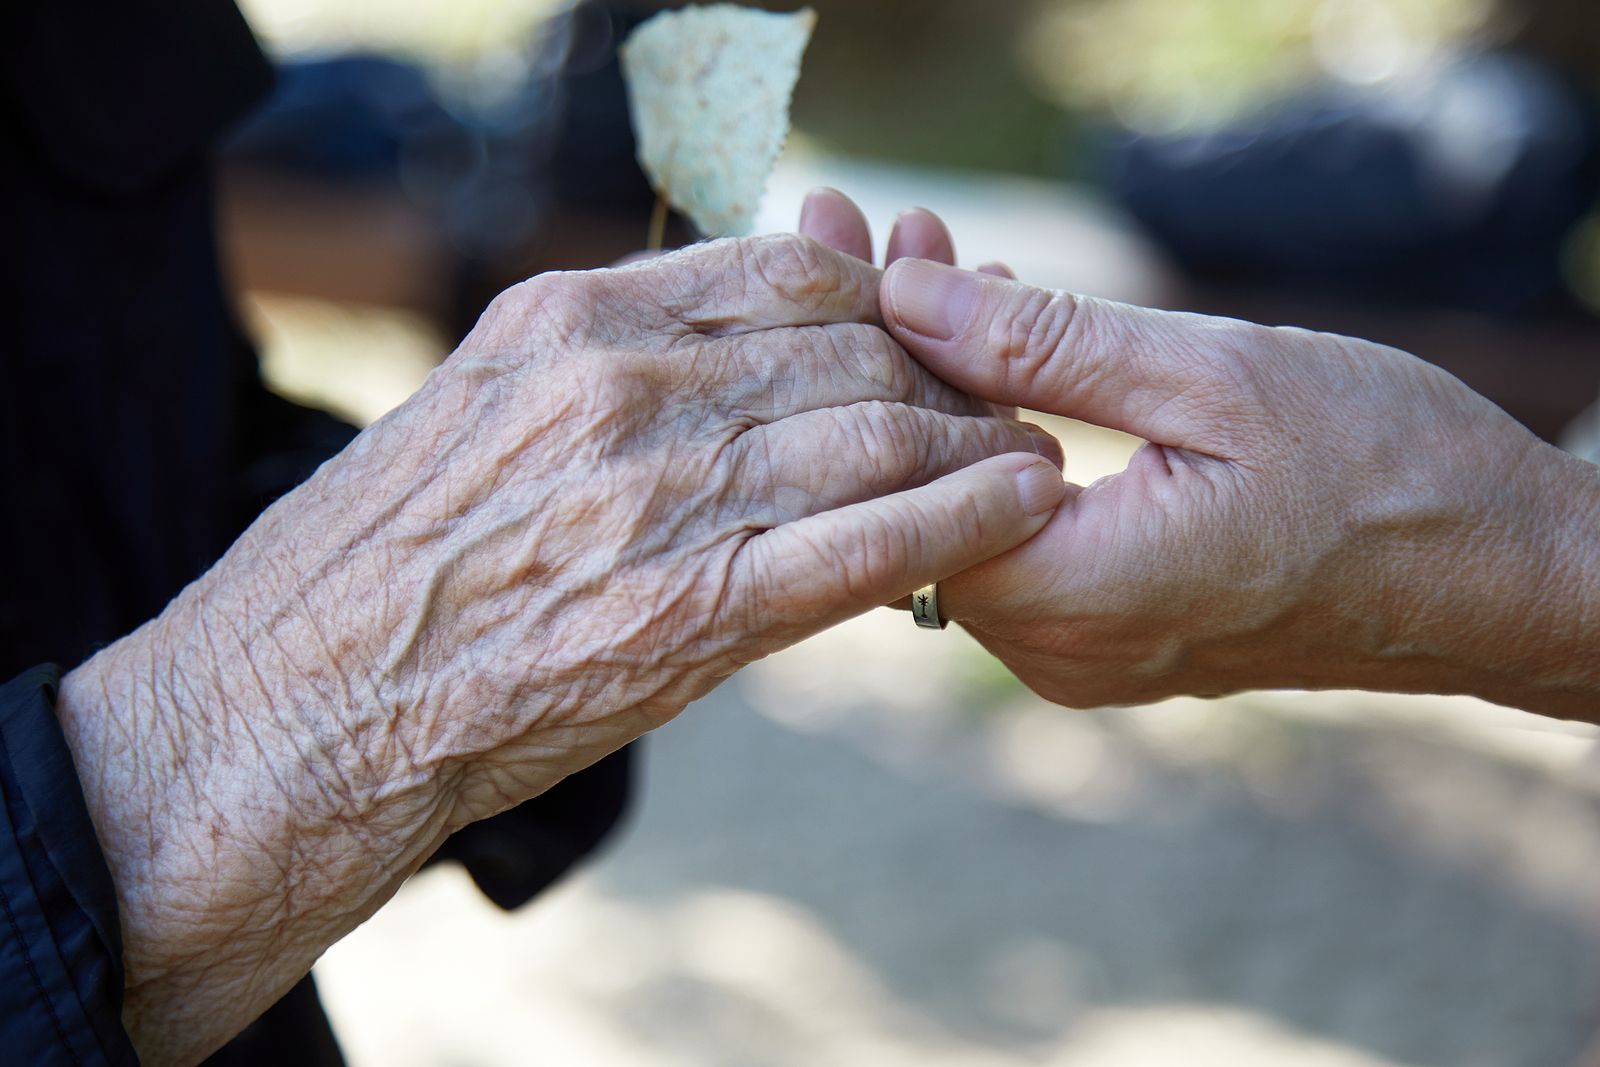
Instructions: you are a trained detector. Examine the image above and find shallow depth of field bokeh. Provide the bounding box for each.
[225,1,1600,1064]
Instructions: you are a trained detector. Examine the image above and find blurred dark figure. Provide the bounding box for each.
[1111,52,1600,317]
[222,0,676,340]
[0,2,659,1064]
[1505,0,1600,98]
[1102,3,1600,442]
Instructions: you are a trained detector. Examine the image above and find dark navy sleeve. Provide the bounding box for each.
[0,665,140,1066]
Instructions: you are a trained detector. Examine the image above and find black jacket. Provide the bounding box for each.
[0,2,629,1062]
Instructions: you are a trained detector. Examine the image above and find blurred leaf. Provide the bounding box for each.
[621,5,815,236]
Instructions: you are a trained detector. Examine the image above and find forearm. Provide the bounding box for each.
[56,556,456,1065]
[53,411,471,1065]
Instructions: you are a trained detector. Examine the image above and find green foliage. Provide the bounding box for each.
[1023,0,1496,133]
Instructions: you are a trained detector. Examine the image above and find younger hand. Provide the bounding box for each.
[803,191,1600,716]
[888,256,1600,714]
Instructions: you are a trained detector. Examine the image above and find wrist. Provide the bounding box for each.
[1472,445,1600,714]
[55,498,458,1064]
[1356,439,1600,717]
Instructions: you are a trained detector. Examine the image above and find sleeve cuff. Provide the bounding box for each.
[0,664,139,1065]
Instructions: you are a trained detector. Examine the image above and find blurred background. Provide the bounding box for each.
[217,0,1600,1063]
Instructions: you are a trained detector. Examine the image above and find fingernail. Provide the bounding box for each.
[888,259,980,340]
[798,187,831,230]
[1016,459,1066,517]
[1028,426,1065,466]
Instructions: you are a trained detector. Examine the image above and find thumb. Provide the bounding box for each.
[881,258,1232,447]
[736,454,1065,642]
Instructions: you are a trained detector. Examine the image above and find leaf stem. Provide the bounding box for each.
[647,193,669,253]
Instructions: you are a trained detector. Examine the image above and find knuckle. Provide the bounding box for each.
[492,271,599,344]
[979,417,1043,462]
[1178,318,1309,445]
[742,233,846,307]
[832,509,911,604]
[735,537,785,627]
[944,490,992,553]
[831,323,916,397]
[587,349,670,422]
[841,401,927,482]
[995,288,1086,397]
[906,490,986,563]
[1258,321,1321,350]
[748,231,826,277]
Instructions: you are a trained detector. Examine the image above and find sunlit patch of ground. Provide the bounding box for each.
[314,647,1600,1067]
[244,294,445,428]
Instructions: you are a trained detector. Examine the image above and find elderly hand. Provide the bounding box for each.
[802,195,1600,718]
[55,233,1064,1065]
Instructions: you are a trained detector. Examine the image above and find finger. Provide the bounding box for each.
[600,233,885,336]
[973,263,1020,419]
[885,208,956,267]
[797,187,873,263]
[710,323,992,423]
[732,455,1066,641]
[906,477,1088,624]
[881,258,1236,447]
[737,404,1063,524]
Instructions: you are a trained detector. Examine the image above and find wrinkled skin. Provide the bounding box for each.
[802,193,1600,717]
[56,233,1066,1065]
